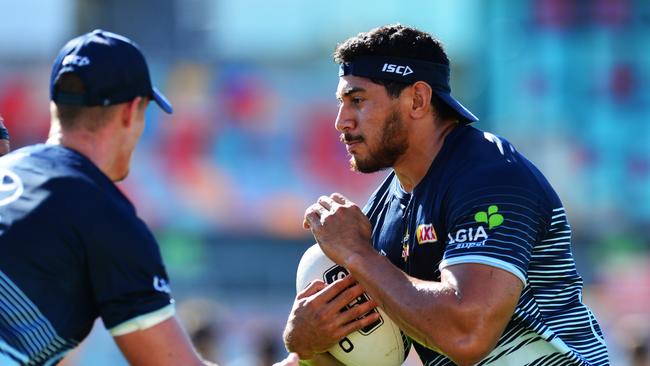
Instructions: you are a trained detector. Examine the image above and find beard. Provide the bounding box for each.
[342,108,409,173]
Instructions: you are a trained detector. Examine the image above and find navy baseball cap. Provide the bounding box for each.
[50,29,173,114]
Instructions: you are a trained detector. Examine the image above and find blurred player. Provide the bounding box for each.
[0,30,222,366]
[0,116,9,156]
[284,24,610,365]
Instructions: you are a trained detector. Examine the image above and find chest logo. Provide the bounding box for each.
[416,223,437,244]
[0,169,24,206]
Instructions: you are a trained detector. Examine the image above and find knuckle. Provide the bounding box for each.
[336,279,352,292]
[314,310,328,323]
[354,303,371,315]
[345,286,363,299]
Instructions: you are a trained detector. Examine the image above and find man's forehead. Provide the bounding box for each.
[336,75,377,97]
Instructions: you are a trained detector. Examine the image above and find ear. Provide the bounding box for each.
[409,81,433,119]
[120,96,143,128]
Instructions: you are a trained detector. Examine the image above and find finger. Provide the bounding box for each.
[297,279,327,298]
[305,203,324,218]
[313,275,357,304]
[330,193,349,205]
[303,203,324,230]
[326,282,367,312]
[335,298,379,326]
[303,211,321,231]
[336,310,381,338]
[305,203,330,221]
[317,195,335,210]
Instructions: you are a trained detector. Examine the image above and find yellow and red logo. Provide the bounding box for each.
[416,223,437,244]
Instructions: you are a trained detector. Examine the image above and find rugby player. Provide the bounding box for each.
[284,24,610,366]
[0,30,216,366]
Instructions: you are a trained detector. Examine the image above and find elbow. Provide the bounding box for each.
[421,312,498,366]
[446,339,494,366]
[420,332,493,366]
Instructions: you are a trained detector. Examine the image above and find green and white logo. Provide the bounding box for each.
[474,205,504,230]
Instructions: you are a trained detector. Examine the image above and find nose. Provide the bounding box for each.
[335,104,355,133]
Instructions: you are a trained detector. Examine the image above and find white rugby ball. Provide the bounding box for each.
[296,244,409,366]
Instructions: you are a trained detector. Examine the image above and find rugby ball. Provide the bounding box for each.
[296,244,409,366]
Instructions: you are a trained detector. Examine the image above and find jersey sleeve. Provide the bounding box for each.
[439,163,548,285]
[80,191,174,334]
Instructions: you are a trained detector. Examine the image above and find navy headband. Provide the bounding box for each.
[339,56,451,93]
[338,56,478,122]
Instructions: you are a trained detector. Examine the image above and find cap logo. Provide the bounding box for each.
[382,63,413,76]
[62,55,91,67]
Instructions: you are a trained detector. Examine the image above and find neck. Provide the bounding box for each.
[47,118,121,181]
[393,120,457,192]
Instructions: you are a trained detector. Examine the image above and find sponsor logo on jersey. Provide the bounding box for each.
[153,276,171,293]
[474,205,504,229]
[0,169,24,206]
[447,226,488,247]
[416,223,437,244]
[382,63,413,76]
[447,205,504,249]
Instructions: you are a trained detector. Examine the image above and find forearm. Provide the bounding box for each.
[343,253,490,364]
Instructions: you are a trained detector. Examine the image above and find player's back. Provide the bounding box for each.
[0,144,127,365]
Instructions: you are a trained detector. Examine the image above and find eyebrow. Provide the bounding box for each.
[336,86,366,100]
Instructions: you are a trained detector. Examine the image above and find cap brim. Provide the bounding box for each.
[152,86,173,114]
[434,91,478,123]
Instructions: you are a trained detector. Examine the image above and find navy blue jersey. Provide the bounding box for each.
[364,125,609,365]
[0,144,173,365]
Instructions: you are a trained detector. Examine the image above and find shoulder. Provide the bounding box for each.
[438,128,563,219]
[447,127,553,195]
[4,144,136,221]
[0,145,97,204]
[450,126,523,169]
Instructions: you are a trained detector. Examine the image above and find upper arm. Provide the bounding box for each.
[113,316,208,366]
[82,197,174,331]
[441,262,522,344]
[441,162,548,285]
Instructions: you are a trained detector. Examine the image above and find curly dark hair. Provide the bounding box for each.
[334,24,457,121]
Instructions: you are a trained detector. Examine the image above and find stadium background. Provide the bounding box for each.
[1,0,649,364]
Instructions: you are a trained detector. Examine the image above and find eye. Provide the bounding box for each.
[351,97,363,105]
